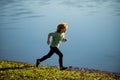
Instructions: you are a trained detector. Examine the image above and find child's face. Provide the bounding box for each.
[61,28,66,33]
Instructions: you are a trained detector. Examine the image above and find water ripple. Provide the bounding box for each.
[0,0,47,25]
[0,0,120,25]
[60,0,120,16]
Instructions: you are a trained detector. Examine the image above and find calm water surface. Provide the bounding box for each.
[0,0,120,72]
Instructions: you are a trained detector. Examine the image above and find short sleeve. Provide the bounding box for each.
[50,32,54,36]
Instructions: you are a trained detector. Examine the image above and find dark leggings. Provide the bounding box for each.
[39,46,63,67]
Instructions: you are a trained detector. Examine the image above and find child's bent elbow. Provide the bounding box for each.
[48,33,52,36]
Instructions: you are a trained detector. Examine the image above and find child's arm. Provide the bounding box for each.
[62,33,67,42]
[47,33,52,45]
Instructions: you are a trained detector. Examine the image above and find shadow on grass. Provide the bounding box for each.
[0,65,34,71]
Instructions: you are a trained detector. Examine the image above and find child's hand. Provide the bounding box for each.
[62,38,67,42]
[47,40,50,45]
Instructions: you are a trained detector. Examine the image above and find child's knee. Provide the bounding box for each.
[60,54,63,58]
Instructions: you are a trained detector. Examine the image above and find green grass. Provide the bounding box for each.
[0,60,119,80]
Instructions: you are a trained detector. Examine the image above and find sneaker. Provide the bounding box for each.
[36,59,40,67]
[60,67,67,70]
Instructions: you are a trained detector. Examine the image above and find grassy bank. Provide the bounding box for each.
[0,60,119,80]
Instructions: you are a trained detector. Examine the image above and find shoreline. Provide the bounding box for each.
[0,60,120,79]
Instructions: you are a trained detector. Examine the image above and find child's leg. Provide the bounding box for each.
[54,47,63,68]
[39,48,54,62]
[55,49,67,70]
[36,47,54,67]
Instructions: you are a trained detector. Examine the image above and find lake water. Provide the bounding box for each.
[0,0,120,73]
